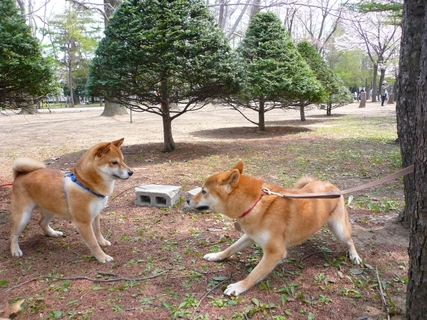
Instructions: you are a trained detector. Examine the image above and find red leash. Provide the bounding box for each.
[1,183,13,187]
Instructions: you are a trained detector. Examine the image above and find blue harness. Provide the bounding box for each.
[64,173,106,199]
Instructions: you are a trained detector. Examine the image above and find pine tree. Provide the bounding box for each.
[87,0,238,152]
[232,12,324,127]
[297,40,352,116]
[0,0,55,113]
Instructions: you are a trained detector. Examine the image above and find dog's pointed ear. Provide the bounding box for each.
[232,160,244,174]
[112,138,124,148]
[96,142,112,157]
[226,169,240,188]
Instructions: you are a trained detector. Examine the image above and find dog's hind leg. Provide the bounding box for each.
[10,202,35,257]
[327,205,361,264]
[39,210,64,237]
[204,234,254,262]
[92,215,111,247]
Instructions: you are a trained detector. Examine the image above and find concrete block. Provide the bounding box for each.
[186,187,201,200]
[183,187,202,211]
[135,184,182,208]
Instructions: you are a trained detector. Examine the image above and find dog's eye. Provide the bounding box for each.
[111,161,119,165]
[202,188,207,195]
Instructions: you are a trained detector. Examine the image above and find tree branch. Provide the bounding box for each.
[375,266,391,320]
[66,0,109,21]
[5,269,171,293]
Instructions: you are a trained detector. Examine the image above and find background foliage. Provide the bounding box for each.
[0,0,56,107]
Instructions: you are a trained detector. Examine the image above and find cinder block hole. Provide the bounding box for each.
[155,196,167,206]
[140,195,151,204]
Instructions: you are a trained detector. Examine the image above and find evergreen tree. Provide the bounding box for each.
[100,0,128,117]
[297,40,352,116]
[231,12,323,127]
[87,0,238,152]
[0,0,55,113]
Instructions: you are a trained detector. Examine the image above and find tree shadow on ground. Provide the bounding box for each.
[192,125,311,140]
[43,122,316,171]
[265,114,346,125]
[42,142,231,171]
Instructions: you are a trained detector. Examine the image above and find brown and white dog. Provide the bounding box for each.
[187,160,361,296]
[10,138,133,263]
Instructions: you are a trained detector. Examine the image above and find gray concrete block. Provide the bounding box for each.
[186,187,201,200]
[135,184,182,208]
[183,187,202,211]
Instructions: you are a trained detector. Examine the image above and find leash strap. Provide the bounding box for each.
[262,165,414,199]
[1,183,13,187]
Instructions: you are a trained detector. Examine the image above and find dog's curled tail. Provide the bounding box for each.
[294,176,317,189]
[12,158,46,180]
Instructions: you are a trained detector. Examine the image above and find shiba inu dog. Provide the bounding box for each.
[10,138,133,263]
[187,160,361,296]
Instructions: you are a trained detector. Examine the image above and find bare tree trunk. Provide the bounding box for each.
[218,2,226,30]
[160,78,175,152]
[371,63,379,102]
[258,100,265,131]
[16,0,25,14]
[227,3,248,38]
[161,110,175,152]
[283,7,297,36]
[299,102,306,121]
[68,51,75,108]
[407,84,427,317]
[101,101,127,116]
[27,0,34,34]
[17,93,37,114]
[249,0,261,20]
[396,0,420,229]
[404,0,427,317]
[326,99,332,116]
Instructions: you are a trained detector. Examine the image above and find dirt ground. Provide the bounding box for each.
[0,102,408,319]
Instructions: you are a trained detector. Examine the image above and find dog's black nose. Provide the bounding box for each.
[128,170,134,176]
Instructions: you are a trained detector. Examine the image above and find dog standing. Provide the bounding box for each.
[10,138,133,263]
[188,160,361,296]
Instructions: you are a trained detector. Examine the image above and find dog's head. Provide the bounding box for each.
[187,161,244,214]
[93,138,133,180]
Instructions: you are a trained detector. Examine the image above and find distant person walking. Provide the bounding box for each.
[380,81,388,106]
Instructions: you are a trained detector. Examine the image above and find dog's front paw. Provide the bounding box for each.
[98,239,111,247]
[49,230,64,237]
[96,254,114,263]
[224,281,247,296]
[350,252,362,265]
[204,252,224,262]
[11,247,23,257]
